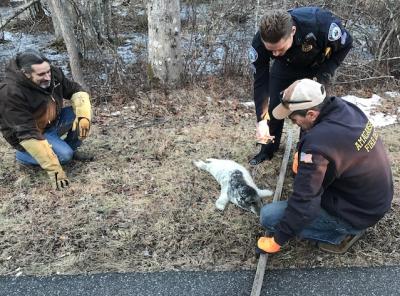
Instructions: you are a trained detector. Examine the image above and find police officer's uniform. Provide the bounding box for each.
[249,7,353,162]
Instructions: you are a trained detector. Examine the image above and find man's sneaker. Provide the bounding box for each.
[73,150,95,162]
[318,230,366,254]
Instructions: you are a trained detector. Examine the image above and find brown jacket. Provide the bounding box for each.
[0,59,83,150]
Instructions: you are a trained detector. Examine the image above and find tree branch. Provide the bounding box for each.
[0,0,40,31]
[336,75,395,84]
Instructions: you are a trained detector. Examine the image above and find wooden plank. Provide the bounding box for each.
[251,252,268,296]
[250,128,294,296]
[272,129,294,203]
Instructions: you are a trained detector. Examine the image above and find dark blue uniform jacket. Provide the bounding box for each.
[274,97,394,245]
[250,7,353,121]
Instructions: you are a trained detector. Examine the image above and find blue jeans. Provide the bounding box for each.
[16,107,81,165]
[260,201,364,245]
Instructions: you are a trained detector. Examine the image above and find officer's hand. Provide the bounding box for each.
[47,170,70,190]
[257,236,281,253]
[256,120,275,144]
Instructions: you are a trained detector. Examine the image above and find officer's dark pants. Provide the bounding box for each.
[268,60,318,150]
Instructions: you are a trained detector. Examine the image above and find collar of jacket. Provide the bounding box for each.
[290,17,303,47]
[314,96,336,125]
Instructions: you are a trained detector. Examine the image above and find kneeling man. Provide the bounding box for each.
[257,79,393,254]
[0,49,93,190]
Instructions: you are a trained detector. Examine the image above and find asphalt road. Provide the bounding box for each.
[1,266,399,296]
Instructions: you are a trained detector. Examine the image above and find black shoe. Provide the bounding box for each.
[73,150,95,162]
[249,143,275,165]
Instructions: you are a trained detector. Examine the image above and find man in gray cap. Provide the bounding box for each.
[257,79,393,254]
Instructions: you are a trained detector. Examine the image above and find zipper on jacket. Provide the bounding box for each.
[49,96,56,124]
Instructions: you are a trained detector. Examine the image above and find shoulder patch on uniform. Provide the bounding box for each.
[248,47,258,63]
[300,152,313,164]
[328,23,342,41]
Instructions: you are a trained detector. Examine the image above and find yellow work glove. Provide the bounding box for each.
[20,139,69,190]
[257,236,281,253]
[71,91,92,140]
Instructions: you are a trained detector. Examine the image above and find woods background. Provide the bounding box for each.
[1,0,399,94]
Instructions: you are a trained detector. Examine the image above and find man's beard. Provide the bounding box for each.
[39,81,51,89]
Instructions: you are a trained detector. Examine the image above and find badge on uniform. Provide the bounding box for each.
[301,43,313,52]
[248,47,258,63]
[302,32,316,52]
[328,23,342,41]
[300,152,313,163]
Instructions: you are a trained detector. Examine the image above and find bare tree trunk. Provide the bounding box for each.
[254,0,260,33]
[44,0,78,43]
[44,0,62,39]
[89,0,112,43]
[48,0,88,90]
[147,0,182,86]
[60,0,114,60]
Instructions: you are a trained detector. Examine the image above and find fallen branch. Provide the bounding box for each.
[376,56,400,62]
[336,76,395,84]
[0,0,40,31]
[128,118,168,129]
[343,56,400,67]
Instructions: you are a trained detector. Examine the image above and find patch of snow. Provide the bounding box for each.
[342,94,397,127]
[111,111,121,116]
[369,113,397,127]
[116,9,128,17]
[99,73,108,81]
[116,33,147,64]
[342,94,381,112]
[0,31,70,75]
[384,91,400,98]
[241,101,254,108]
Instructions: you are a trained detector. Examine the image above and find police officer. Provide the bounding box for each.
[249,7,353,165]
[256,79,393,254]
